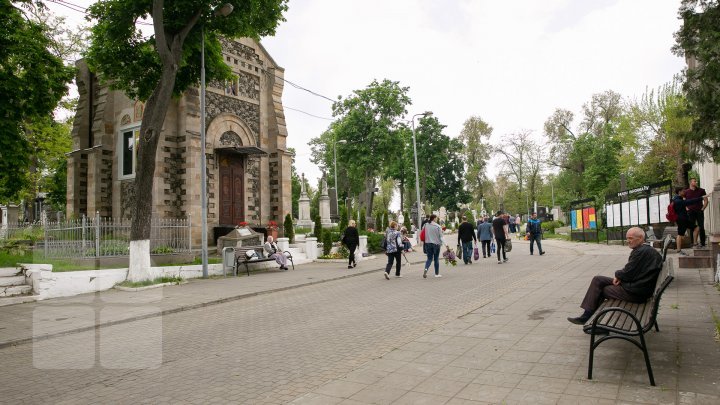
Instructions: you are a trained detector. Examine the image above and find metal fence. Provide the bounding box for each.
[1,213,192,259]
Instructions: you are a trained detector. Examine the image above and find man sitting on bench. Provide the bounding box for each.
[264,236,289,271]
[568,227,663,325]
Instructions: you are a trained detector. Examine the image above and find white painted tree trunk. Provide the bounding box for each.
[128,240,152,282]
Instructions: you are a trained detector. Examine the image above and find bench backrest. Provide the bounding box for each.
[661,234,672,262]
[647,261,674,329]
[234,246,267,260]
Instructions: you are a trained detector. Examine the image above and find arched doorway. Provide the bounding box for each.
[218,152,245,226]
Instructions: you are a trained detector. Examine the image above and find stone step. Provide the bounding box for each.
[0,276,26,287]
[0,285,33,297]
[693,248,712,257]
[0,294,39,307]
[0,267,22,277]
[679,255,712,269]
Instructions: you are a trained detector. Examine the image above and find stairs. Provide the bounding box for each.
[0,267,37,306]
[678,246,713,269]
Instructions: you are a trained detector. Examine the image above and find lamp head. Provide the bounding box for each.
[214,3,234,17]
[423,111,433,117]
[337,140,347,145]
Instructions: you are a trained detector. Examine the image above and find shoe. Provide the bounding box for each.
[503,258,508,262]
[384,272,390,280]
[348,265,353,269]
[423,268,428,278]
[468,260,472,264]
[483,255,486,258]
[434,274,442,278]
[395,275,402,278]
[540,251,545,256]
[678,250,688,256]
[567,316,589,325]
[353,263,357,268]
[498,260,502,264]
[530,253,533,255]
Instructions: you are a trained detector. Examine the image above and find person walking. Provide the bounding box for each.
[684,177,708,248]
[263,236,289,270]
[422,214,444,278]
[526,212,545,256]
[341,220,360,269]
[515,214,521,236]
[457,216,477,264]
[508,214,516,233]
[477,216,493,258]
[383,221,404,279]
[491,211,509,264]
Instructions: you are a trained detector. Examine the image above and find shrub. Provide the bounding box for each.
[284,213,294,243]
[359,213,366,231]
[541,220,563,234]
[151,246,175,254]
[322,230,332,255]
[403,211,411,230]
[375,212,382,232]
[313,213,322,238]
[464,210,475,225]
[338,205,348,231]
[364,231,384,254]
[383,211,389,230]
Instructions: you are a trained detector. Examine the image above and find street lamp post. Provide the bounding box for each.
[200,3,233,278]
[333,139,347,220]
[411,111,432,232]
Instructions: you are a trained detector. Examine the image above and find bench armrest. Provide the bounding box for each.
[588,306,643,334]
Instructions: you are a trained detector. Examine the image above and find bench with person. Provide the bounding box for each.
[568,230,674,386]
[233,245,294,277]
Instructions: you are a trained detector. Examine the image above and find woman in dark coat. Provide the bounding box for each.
[342,220,360,269]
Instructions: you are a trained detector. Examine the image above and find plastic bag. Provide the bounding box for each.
[456,244,462,260]
[491,241,496,254]
[473,245,480,261]
[505,238,513,252]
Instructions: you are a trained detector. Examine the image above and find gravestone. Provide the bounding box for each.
[329,188,339,222]
[319,179,332,228]
[297,174,313,228]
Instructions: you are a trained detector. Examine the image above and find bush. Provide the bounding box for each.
[403,211,411,230]
[322,231,332,256]
[541,220,563,234]
[464,210,475,225]
[313,214,322,238]
[151,246,175,254]
[383,211,389,230]
[359,213,366,231]
[375,212,382,232]
[338,205,348,231]
[364,231,384,254]
[284,213,294,243]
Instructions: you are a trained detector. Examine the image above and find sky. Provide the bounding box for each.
[47,0,687,207]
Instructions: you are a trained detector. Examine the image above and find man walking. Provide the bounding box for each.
[491,211,509,264]
[526,212,545,256]
[457,216,477,264]
[477,217,493,258]
[685,177,708,248]
[568,227,663,324]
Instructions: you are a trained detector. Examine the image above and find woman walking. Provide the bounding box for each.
[342,220,360,268]
[383,221,404,279]
[422,214,445,278]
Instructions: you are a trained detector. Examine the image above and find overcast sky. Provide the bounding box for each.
[49,0,687,199]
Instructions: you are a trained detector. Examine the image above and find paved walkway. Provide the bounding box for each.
[0,238,718,404]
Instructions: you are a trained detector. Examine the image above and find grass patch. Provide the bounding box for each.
[671,303,679,310]
[711,308,720,343]
[190,256,223,265]
[0,251,34,267]
[542,233,570,241]
[117,276,183,288]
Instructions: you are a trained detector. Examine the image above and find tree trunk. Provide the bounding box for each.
[128,65,178,282]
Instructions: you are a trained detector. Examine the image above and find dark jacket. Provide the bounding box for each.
[615,244,663,298]
[526,218,542,235]
[671,196,704,221]
[458,221,477,243]
[341,226,359,247]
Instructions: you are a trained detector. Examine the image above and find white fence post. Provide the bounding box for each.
[95,212,100,257]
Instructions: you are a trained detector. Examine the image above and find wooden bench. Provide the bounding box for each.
[233,246,294,276]
[583,235,674,386]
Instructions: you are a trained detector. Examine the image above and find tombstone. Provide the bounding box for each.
[410,205,418,228]
[297,174,313,228]
[319,179,332,228]
[1,205,19,227]
[397,212,405,227]
[438,206,447,223]
[472,210,477,221]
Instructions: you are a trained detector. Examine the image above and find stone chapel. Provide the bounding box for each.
[66,38,292,244]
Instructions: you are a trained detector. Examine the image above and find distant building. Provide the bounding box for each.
[66,38,292,244]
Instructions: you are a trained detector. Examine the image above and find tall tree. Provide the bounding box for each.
[414,115,450,203]
[327,79,412,222]
[673,0,720,160]
[494,130,534,211]
[86,0,288,281]
[0,1,74,202]
[458,116,492,203]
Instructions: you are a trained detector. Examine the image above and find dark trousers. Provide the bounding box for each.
[385,251,402,276]
[480,240,491,257]
[529,233,543,254]
[495,238,507,261]
[689,210,706,246]
[348,244,357,266]
[580,276,644,312]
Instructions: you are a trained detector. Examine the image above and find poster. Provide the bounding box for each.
[613,203,621,227]
[648,195,660,223]
[606,204,614,228]
[629,201,639,225]
[637,198,648,225]
[621,202,630,227]
[659,193,671,222]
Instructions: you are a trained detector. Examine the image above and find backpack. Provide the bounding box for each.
[419,227,426,242]
[380,232,388,250]
[666,202,678,222]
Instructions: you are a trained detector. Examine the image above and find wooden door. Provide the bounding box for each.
[219,154,245,225]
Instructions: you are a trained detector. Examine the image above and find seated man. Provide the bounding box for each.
[568,227,663,325]
[263,236,288,270]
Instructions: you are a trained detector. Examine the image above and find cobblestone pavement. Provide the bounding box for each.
[1,239,719,404]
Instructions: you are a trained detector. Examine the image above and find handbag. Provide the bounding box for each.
[505,238,513,252]
[456,244,462,260]
[473,244,480,261]
[491,241,496,254]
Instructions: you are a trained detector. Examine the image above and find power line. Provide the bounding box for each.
[48,0,154,25]
[284,106,333,121]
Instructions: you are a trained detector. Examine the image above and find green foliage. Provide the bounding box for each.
[464,210,475,225]
[284,213,294,243]
[541,220,563,234]
[150,246,175,254]
[338,204,348,232]
[403,211,411,230]
[363,231,384,254]
[313,213,322,238]
[117,276,183,288]
[359,213,366,232]
[383,211,389,230]
[0,240,34,260]
[673,1,720,160]
[289,148,301,218]
[459,116,493,202]
[319,245,349,259]
[322,230,332,256]
[375,212,382,231]
[0,2,75,201]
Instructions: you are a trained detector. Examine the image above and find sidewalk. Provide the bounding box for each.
[0,252,421,349]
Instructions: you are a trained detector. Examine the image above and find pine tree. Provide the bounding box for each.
[283,213,294,243]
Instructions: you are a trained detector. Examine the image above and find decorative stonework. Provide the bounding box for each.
[246,157,260,221]
[133,101,144,122]
[121,114,131,126]
[206,92,259,142]
[219,131,243,147]
[120,180,135,219]
[237,71,260,100]
[220,38,263,66]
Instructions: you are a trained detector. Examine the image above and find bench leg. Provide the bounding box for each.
[654,320,660,332]
[638,330,656,386]
[588,333,596,380]
[245,262,250,276]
